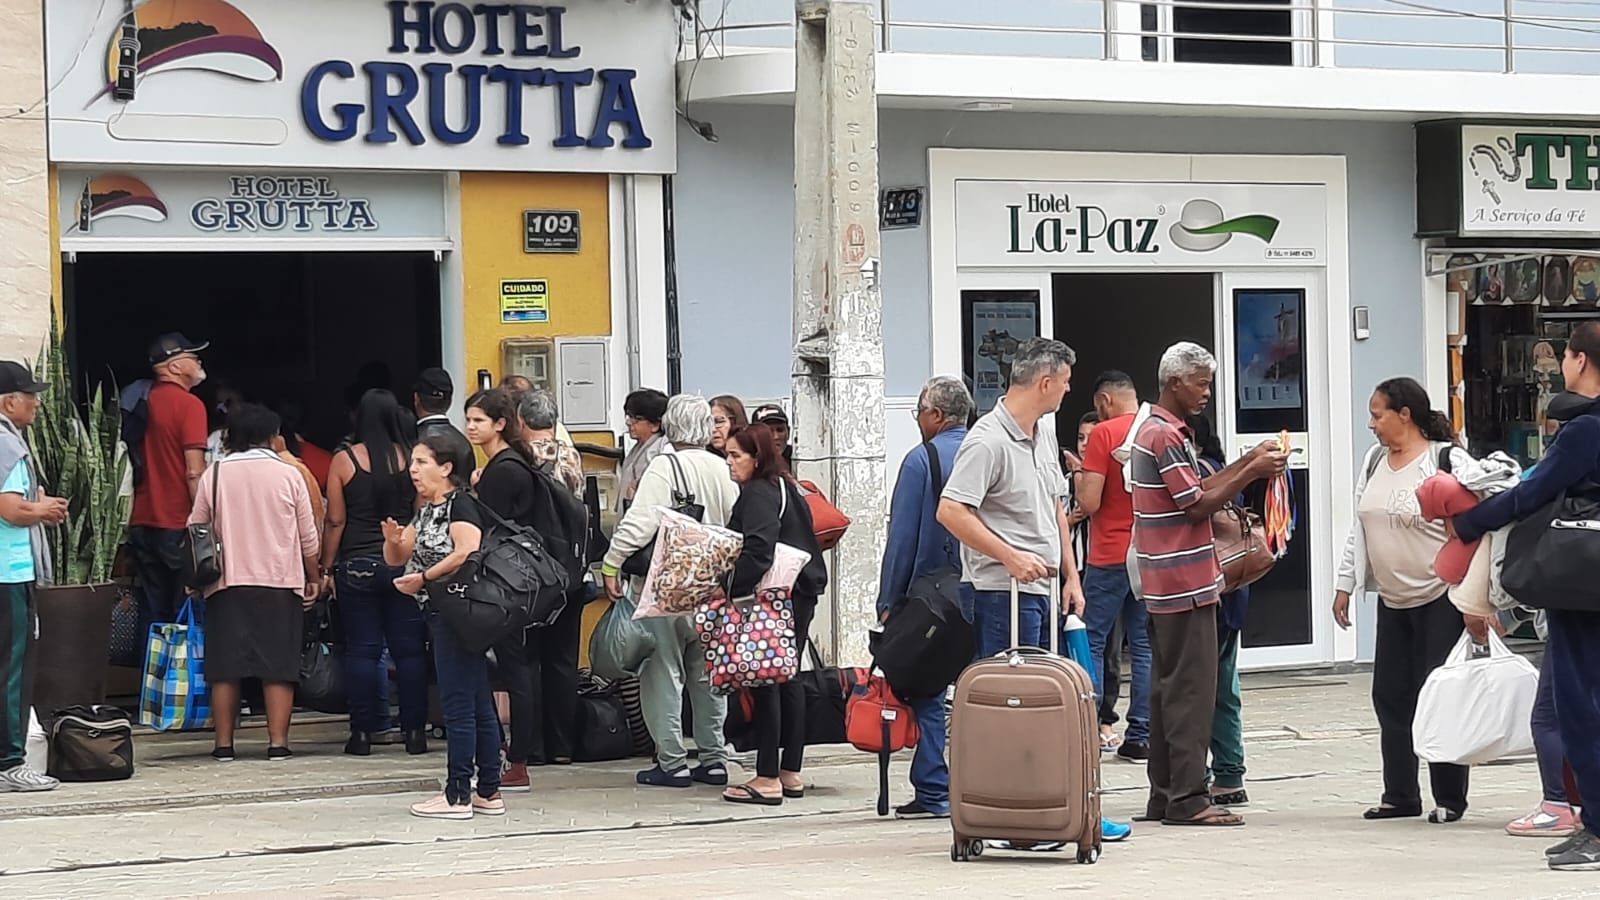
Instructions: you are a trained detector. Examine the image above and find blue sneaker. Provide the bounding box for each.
[1102,817,1132,842]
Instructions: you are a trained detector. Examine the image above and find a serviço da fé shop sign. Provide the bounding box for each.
[1459,125,1600,236]
[45,0,677,174]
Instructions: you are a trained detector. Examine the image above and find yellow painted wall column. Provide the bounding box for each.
[458,172,615,665]
[458,173,612,382]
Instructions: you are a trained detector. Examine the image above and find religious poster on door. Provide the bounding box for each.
[962,290,1040,415]
[1234,289,1305,411]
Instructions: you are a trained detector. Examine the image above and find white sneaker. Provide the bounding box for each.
[0,764,59,793]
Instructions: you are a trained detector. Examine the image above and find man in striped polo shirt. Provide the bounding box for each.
[1129,342,1285,828]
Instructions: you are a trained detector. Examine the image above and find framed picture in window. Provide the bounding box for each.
[961,290,1041,415]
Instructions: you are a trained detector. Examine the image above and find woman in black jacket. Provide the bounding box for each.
[721,423,828,805]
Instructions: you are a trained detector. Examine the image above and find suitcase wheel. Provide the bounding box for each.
[431,725,447,740]
[951,838,984,862]
[1076,845,1100,865]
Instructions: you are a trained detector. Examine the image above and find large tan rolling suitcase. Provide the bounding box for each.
[949,578,1102,864]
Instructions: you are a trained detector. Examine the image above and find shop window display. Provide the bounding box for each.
[1453,253,1599,467]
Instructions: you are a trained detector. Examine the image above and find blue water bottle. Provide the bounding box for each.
[1063,614,1092,668]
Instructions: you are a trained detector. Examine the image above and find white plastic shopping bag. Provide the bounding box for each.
[25,708,47,773]
[1412,630,1538,765]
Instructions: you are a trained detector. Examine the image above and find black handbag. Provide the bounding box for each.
[296,640,348,714]
[1501,480,1600,612]
[573,672,633,762]
[182,461,224,589]
[48,705,135,782]
[431,494,571,654]
[620,455,704,578]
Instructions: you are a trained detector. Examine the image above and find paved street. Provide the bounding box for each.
[0,670,1589,899]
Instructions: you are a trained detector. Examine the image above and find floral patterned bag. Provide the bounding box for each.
[633,507,744,619]
[695,587,799,695]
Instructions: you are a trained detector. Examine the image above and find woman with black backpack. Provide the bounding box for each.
[466,387,541,792]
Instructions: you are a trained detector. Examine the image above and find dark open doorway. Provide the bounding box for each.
[66,251,442,449]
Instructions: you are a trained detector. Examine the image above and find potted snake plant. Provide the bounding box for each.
[25,309,132,717]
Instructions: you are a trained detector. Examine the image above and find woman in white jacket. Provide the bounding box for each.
[601,395,741,788]
[1332,377,1478,824]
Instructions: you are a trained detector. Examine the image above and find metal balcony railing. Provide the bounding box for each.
[690,0,1600,75]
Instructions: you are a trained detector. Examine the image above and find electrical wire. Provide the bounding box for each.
[2,0,121,121]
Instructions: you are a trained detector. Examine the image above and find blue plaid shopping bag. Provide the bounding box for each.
[139,598,211,731]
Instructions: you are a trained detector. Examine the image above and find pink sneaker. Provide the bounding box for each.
[1506,801,1579,837]
[472,792,506,816]
[410,792,472,820]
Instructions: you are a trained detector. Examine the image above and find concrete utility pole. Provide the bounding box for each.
[792,0,885,667]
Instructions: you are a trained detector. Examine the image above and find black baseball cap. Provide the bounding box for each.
[147,332,209,365]
[0,362,49,394]
[752,404,789,426]
[414,367,453,400]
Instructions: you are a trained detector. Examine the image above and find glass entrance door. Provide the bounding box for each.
[1216,270,1333,668]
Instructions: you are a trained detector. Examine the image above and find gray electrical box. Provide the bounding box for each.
[555,336,610,429]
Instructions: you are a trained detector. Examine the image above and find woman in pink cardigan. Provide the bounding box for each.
[189,404,322,761]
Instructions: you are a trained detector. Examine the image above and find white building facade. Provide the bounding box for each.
[668,0,1600,669]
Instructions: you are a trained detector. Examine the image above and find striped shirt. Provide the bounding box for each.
[1129,405,1221,614]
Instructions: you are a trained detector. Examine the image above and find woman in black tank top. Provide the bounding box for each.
[320,390,427,757]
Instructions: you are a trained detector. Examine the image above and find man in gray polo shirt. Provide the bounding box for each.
[938,338,1087,658]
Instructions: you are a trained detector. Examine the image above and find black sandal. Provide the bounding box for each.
[723,784,783,806]
[1427,807,1465,824]
[1211,788,1249,806]
[1363,804,1422,820]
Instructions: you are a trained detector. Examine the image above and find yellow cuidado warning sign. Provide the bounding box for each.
[500,278,549,323]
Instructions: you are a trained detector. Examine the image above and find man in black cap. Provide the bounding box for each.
[128,333,210,642]
[413,368,460,443]
[0,362,67,792]
[751,404,794,467]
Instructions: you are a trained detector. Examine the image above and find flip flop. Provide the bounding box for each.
[723,784,783,806]
[783,786,805,799]
[1163,806,1245,827]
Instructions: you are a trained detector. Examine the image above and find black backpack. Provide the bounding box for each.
[121,390,150,487]
[869,442,975,700]
[432,494,571,654]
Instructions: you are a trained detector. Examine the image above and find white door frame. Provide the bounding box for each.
[1217,269,1337,669]
[929,148,1356,669]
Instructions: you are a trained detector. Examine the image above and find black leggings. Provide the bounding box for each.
[1372,596,1470,813]
[751,598,815,778]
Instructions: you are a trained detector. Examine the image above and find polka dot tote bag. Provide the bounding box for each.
[695,587,799,696]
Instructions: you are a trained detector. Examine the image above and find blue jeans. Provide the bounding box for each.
[973,589,1049,658]
[907,584,974,811]
[336,557,428,734]
[1081,564,1151,743]
[429,611,501,803]
[1532,648,1567,804]
[1546,610,1600,832]
[127,526,187,647]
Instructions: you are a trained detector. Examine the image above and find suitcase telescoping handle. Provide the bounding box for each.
[1008,573,1061,656]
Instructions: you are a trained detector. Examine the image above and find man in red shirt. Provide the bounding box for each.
[1076,370,1154,763]
[128,333,210,642]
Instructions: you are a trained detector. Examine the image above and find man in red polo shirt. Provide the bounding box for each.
[1129,342,1283,828]
[1077,370,1154,763]
[128,333,210,643]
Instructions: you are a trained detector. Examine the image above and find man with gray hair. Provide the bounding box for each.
[875,375,975,819]
[938,339,1131,845]
[939,338,1087,653]
[602,395,740,789]
[1130,341,1284,827]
